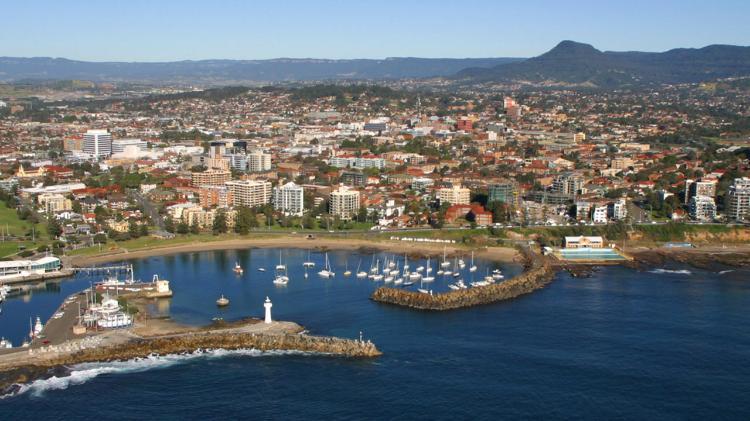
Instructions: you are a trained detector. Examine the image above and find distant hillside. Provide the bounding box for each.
[0,56,523,84]
[455,41,750,88]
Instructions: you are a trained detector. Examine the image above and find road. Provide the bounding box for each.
[129,189,165,231]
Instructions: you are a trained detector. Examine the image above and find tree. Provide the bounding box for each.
[47,218,63,238]
[234,206,255,235]
[176,221,189,235]
[128,220,140,239]
[93,233,107,244]
[213,210,228,235]
[190,219,200,235]
[357,207,368,223]
[164,216,175,233]
[139,224,149,237]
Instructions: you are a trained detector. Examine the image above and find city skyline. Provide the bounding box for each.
[2,0,749,62]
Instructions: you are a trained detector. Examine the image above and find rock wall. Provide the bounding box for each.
[371,263,556,310]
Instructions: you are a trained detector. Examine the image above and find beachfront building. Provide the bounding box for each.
[273,182,304,216]
[226,180,272,207]
[564,236,604,249]
[330,185,360,220]
[438,185,471,205]
[727,177,750,221]
[689,195,717,221]
[0,256,62,280]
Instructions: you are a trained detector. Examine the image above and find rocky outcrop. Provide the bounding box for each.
[371,263,556,310]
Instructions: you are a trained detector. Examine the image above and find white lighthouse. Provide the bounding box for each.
[264,296,273,324]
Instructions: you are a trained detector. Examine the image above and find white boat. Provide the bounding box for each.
[443,270,452,276]
[216,295,230,306]
[388,259,396,269]
[403,281,415,286]
[234,262,244,274]
[369,257,379,274]
[318,253,335,278]
[437,269,444,276]
[416,266,424,273]
[355,259,367,278]
[449,279,468,290]
[372,274,384,281]
[33,316,43,337]
[492,269,504,280]
[273,276,288,285]
[303,251,316,268]
[448,284,460,290]
[469,252,477,272]
[0,337,12,349]
[258,267,266,272]
[417,288,430,294]
[422,275,435,283]
[394,278,403,285]
[452,257,461,277]
[458,259,466,270]
[384,276,394,283]
[275,251,287,271]
[440,246,451,268]
[403,254,410,271]
[409,272,421,281]
[343,260,352,277]
[471,280,491,287]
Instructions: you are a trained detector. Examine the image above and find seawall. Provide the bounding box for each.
[371,262,556,310]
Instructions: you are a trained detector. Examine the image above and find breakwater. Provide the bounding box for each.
[0,329,380,395]
[371,262,556,310]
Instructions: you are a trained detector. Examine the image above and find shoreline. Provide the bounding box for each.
[67,235,521,267]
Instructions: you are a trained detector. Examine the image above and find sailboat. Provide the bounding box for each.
[452,257,461,277]
[276,251,286,271]
[469,252,477,272]
[274,254,289,285]
[343,260,352,277]
[233,262,244,274]
[422,257,435,282]
[318,253,335,278]
[356,259,367,278]
[440,246,451,268]
[303,251,316,268]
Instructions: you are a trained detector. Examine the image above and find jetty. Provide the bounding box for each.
[371,252,556,310]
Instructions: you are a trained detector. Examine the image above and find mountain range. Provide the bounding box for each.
[0,57,521,84]
[1,41,749,88]
[456,40,750,87]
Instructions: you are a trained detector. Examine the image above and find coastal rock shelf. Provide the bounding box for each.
[371,263,556,310]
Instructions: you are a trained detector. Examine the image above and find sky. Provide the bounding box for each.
[1,0,748,61]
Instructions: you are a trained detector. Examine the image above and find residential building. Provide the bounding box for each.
[330,185,360,220]
[273,182,304,216]
[689,196,717,221]
[83,129,113,158]
[226,180,272,208]
[438,185,471,205]
[609,199,628,220]
[191,169,231,187]
[38,193,72,213]
[592,205,608,224]
[727,177,750,221]
[247,150,272,172]
[488,181,518,205]
[552,172,584,195]
[198,186,233,208]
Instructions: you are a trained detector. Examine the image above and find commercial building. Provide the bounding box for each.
[112,138,148,154]
[564,236,604,249]
[438,185,471,205]
[689,196,717,221]
[247,150,272,172]
[191,169,231,187]
[330,186,360,220]
[226,180,272,208]
[727,177,750,221]
[0,256,62,279]
[273,182,304,216]
[83,129,112,158]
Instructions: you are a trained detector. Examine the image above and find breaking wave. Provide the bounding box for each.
[649,269,692,275]
[3,348,312,399]
[718,270,734,275]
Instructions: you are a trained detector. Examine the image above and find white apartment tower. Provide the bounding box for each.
[83,129,112,158]
[330,186,360,220]
[273,182,304,216]
[247,150,272,172]
[727,177,750,221]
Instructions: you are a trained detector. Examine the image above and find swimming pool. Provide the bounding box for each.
[558,248,627,260]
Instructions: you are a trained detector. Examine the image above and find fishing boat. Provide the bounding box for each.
[469,252,477,272]
[303,251,316,268]
[216,295,230,306]
[318,253,335,278]
[233,262,244,274]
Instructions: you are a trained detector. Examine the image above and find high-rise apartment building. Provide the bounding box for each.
[191,169,231,187]
[438,185,471,205]
[727,177,750,221]
[273,182,304,216]
[226,180,272,208]
[330,186,360,220]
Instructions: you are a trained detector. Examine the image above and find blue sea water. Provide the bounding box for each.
[1,249,750,420]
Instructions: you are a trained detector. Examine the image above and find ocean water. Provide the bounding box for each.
[1,249,750,419]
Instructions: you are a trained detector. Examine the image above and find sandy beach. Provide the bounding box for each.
[68,235,520,267]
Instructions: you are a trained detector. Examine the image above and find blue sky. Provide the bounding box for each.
[2,0,748,61]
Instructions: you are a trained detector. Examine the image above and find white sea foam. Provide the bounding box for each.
[718,270,734,275]
[4,348,311,399]
[649,268,692,275]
